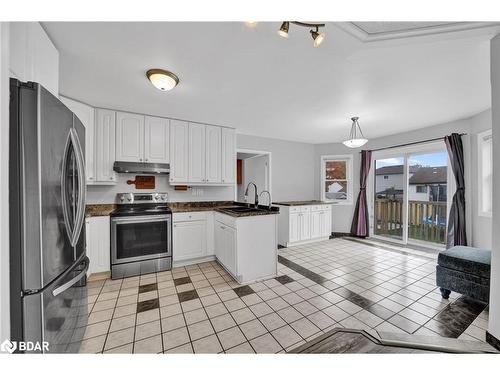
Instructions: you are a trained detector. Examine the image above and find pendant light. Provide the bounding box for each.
[146,69,179,91]
[342,117,368,148]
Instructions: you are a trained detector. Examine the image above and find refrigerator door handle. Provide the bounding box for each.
[52,256,89,297]
[70,128,86,247]
[61,131,75,244]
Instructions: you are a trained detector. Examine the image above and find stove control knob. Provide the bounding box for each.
[120,196,125,202]
[126,196,132,202]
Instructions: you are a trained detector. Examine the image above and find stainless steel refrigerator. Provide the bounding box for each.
[9,79,89,353]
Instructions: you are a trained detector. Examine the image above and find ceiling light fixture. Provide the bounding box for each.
[275,21,326,47]
[310,27,325,47]
[146,69,179,91]
[278,22,290,38]
[342,117,368,148]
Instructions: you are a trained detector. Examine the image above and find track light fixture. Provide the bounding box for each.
[278,21,326,47]
[310,27,325,47]
[278,22,290,38]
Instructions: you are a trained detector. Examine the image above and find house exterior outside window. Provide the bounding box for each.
[320,155,353,204]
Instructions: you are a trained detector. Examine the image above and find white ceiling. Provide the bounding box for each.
[43,22,497,144]
[352,22,457,34]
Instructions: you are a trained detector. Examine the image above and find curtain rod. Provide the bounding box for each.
[360,133,467,153]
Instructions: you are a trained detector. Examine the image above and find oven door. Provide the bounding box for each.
[111,214,172,265]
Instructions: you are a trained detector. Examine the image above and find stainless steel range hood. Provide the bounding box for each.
[113,161,170,174]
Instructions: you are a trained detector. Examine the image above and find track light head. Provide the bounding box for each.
[310,27,325,47]
[278,22,290,38]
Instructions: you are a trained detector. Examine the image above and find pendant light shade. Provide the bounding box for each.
[342,117,368,148]
[146,69,179,91]
[278,22,290,38]
[310,28,325,47]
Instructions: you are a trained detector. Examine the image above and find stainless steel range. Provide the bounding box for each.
[110,193,172,279]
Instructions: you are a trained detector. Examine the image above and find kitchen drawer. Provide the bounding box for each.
[299,206,311,213]
[173,211,207,222]
[214,212,236,229]
[289,206,300,213]
[312,204,332,212]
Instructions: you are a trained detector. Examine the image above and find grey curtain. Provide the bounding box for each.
[444,133,467,248]
[351,150,372,237]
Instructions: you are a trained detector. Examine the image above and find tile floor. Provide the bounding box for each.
[78,238,491,353]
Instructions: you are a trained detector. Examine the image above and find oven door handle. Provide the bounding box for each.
[111,215,171,224]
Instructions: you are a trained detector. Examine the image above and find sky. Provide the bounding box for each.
[376,151,448,169]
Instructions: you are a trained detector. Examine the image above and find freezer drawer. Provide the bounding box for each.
[22,256,89,353]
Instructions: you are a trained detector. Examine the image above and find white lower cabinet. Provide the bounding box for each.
[215,222,237,276]
[173,212,214,265]
[214,212,277,284]
[85,216,111,275]
[277,204,332,247]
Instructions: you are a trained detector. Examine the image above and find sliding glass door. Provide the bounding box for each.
[369,143,449,248]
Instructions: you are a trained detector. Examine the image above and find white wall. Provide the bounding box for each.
[237,134,316,202]
[241,154,269,204]
[314,113,491,241]
[86,174,234,204]
[488,34,500,342]
[0,22,10,342]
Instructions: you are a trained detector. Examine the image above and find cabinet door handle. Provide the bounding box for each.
[220,225,225,230]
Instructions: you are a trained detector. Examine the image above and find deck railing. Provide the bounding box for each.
[374,199,447,244]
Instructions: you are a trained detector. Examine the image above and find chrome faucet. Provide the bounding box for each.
[259,190,272,210]
[244,182,259,208]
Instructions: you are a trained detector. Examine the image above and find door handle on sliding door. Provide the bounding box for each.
[52,256,89,297]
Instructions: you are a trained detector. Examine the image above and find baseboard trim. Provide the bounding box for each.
[88,271,111,282]
[330,232,351,238]
[486,331,500,351]
[173,255,216,268]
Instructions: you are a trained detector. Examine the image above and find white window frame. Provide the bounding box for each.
[477,129,493,218]
[320,154,353,205]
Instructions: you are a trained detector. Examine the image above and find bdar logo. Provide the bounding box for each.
[1,339,16,354]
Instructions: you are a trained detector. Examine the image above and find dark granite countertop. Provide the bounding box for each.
[85,201,280,218]
[273,200,333,206]
[168,201,234,213]
[85,204,117,217]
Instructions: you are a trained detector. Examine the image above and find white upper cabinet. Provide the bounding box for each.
[95,109,117,184]
[115,112,145,162]
[10,22,59,97]
[221,127,236,184]
[188,123,206,183]
[170,120,189,183]
[144,116,170,163]
[205,125,222,183]
[60,96,96,184]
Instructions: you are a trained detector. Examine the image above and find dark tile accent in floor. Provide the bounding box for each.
[335,287,375,309]
[138,283,158,294]
[433,296,487,338]
[275,275,294,285]
[486,331,500,351]
[177,289,199,302]
[233,285,255,298]
[137,298,160,313]
[365,303,395,321]
[343,237,433,260]
[278,255,329,285]
[173,276,192,286]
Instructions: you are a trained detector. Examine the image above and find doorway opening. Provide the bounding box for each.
[368,142,450,249]
[235,149,271,205]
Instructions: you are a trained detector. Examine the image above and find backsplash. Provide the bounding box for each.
[86,174,235,204]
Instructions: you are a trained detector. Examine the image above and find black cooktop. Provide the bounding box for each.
[111,203,172,217]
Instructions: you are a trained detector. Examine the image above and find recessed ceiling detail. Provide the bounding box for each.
[43,22,494,144]
[340,21,500,42]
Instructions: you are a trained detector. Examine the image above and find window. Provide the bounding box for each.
[416,185,426,193]
[321,155,353,204]
[383,175,389,180]
[478,130,492,217]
